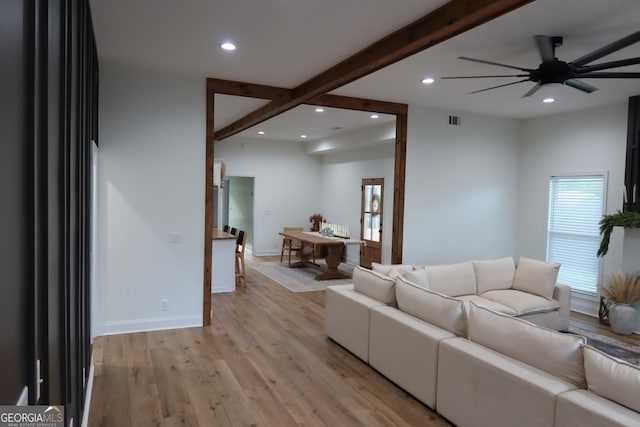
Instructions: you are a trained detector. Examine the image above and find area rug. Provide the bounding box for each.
[248,261,353,292]
[568,325,640,365]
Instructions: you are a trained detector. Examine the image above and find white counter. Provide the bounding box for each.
[212,228,236,293]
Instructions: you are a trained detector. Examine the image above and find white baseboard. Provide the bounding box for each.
[101,314,202,336]
[253,249,281,257]
[570,291,599,317]
[80,354,95,427]
[16,386,28,406]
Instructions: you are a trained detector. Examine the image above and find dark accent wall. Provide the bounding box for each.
[0,0,97,425]
[625,95,640,212]
[0,0,34,406]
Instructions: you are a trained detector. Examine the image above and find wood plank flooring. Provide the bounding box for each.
[88,258,450,426]
[88,257,639,426]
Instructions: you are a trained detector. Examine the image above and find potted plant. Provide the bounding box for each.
[598,272,640,335]
[598,210,640,257]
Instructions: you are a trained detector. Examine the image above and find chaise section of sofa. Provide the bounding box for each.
[404,257,570,331]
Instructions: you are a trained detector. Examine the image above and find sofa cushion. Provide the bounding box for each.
[473,257,515,294]
[352,266,396,304]
[512,257,560,300]
[395,276,466,337]
[468,303,586,388]
[456,295,517,316]
[371,262,413,278]
[481,289,560,316]
[556,389,640,427]
[404,268,429,289]
[583,345,640,413]
[426,261,476,297]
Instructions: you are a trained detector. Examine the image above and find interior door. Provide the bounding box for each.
[360,178,384,268]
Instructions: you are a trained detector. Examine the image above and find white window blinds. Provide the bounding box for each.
[546,175,605,295]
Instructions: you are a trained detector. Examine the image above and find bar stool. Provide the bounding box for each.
[235,230,246,286]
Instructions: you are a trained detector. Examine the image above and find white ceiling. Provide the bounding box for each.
[90,0,640,142]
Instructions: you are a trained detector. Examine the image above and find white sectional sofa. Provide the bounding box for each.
[324,257,640,427]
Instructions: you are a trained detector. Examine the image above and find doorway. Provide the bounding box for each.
[360,178,384,268]
[225,176,254,252]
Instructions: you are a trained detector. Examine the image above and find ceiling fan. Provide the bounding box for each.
[441,31,640,97]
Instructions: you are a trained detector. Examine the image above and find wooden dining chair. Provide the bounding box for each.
[280,226,305,266]
[235,230,247,286]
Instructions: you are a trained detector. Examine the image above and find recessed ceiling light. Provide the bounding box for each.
[542,97,555,103]
[300,134,307,139]
[370,114,379,119]
[220,42,236,51]
[258,131,265,135]
[421,77,435,84]
[315,108,324,113]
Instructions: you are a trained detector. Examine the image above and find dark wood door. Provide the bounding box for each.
[360,178,384,268]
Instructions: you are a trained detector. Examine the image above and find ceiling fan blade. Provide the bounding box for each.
[441,74,529,79]
[467,79,529,94]
[534,35,555,62]
[577,72,640,78]
[521,83,541,98]
[572,31,640,66]
[575,57,640,73]
[565,79,598,93]
[458,56,532,72]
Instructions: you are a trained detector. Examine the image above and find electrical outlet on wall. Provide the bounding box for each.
[161,299,169,312]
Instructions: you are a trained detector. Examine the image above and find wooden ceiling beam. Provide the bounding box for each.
[215,0,535,140]
[206,78,292,101]
[306,94,407,115]
[207,78,408,132]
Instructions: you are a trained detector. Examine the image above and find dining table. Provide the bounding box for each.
[278,230,361,280]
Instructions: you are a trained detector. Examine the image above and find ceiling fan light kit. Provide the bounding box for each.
[442,31,640,99]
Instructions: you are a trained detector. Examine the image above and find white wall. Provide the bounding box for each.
[319,143,395,263]
[403,106,521,264]
[97,64,205,335]
[215,137,322,255]
[517,103,627,271]
[517,103,628,314]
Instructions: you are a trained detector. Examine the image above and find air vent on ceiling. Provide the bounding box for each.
[448,115,461,126]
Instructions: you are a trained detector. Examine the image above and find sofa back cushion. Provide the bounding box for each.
[352,266,396,304]
[512,257,560,300]
[584,345,640,412]
[371,262,414,279]
[473,257,515,294]
[426,261,476,297]
[404,268,429,289]
[395,276,466,336]
[468,303,586,388]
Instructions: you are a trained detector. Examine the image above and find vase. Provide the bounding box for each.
[608,303,638,335]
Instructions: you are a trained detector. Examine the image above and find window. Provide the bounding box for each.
[546,175,606,295]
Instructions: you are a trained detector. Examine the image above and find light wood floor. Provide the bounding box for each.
[88,258,450,426]
[88,257,639,426]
